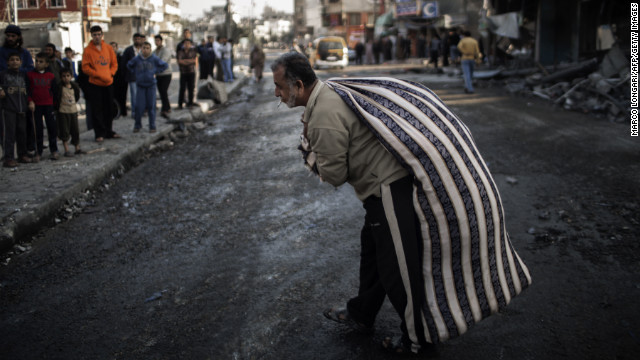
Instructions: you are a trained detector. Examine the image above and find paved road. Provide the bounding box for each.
[1,63,639,359]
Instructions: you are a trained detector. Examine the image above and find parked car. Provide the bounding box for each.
[309,36,349,69]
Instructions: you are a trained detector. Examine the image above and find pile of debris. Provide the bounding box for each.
[482,46,631,122]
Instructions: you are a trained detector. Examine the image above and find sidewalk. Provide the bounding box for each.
[0,67,248,252]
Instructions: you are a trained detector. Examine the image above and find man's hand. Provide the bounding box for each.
[28,101,35,111]
[0,89,5,99]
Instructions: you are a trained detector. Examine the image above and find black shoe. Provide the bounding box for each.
[323,307,374,334]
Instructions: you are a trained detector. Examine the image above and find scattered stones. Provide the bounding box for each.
[538,210,550,220]
[506,176,518,185]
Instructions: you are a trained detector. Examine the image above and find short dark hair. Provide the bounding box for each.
[90,25,102,34]
[6,52,21,60]
[270,51,317,88]
[463,30,472,37]
[183,38,192,44]
[35,52,49,61]
[60,68,72,76]
[45,43,56,51]
[142,41,152,47]
[155,34,163,41]
[64,47,73,53]
[133,33,145,39]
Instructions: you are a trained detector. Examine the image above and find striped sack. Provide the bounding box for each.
[326,77,532,344]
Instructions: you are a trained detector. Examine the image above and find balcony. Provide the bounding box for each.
[110,5,152,18]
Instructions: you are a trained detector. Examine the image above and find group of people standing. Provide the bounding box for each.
[0,25,84,167]
[421,29,482,93]
[351,28,481,94]
[0,25,243,168]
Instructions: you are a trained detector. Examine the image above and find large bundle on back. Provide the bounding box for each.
[326,77,531,343]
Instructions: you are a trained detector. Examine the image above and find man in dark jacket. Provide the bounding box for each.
[110,42,128,117]
[0,25,34,73]
[197,36,216,80]
[122,33,145,118]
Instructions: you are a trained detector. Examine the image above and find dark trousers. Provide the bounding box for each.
[346,176,427,345]
[57,112,79,146]
[430,50,439,68]
[215,58,224,82]
[113,78,128,117]
[178,72,195,107]
[156,74,172,112]
[86,83,114,139]
[31,105,58,155]
[1,110,27,160]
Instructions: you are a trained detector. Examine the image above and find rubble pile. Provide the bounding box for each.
[493,46,631,122]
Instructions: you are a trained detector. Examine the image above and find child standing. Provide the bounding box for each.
[126,41,168,133]
[27,52,59,160]
[55,68,82,156]
[0,53,32,168]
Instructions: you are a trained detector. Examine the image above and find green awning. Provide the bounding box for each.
[375,12,395,38]
[375,12,395,27]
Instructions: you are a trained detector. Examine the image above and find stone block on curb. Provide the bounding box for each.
[166,110,193,123]
[189,106,204,120]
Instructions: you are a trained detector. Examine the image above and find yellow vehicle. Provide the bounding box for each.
[309,36,349,69]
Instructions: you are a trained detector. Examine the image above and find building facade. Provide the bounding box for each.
[0,0,181,54]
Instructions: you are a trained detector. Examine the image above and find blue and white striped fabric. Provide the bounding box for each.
[326,77,532,344]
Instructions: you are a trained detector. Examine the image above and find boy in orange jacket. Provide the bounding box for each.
[81,25,120,142]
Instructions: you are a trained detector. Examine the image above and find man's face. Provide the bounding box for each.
[184,30,191,39]
[154,38,162,47]
[141,44,152,57]
[4,33,19,48]
[91,31,103,46]
[7,56,21,70]
[65,50,73,59]
[273,66,299,108]
[44,47,55,58]
[134,36,145,46]
[207,37,214,44]
[183,40,192,50]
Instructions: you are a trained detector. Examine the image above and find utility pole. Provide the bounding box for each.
[8,0,18,24]
[250,0,255,45]
[226,0,232,39]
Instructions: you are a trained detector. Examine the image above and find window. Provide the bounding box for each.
[348,13,361,26]
[48,0,66,8]
[17,0,39,9]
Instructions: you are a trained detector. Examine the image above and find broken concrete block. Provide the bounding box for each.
[189,106,204,120]
[191,122,207,131]
[166,110,193,123]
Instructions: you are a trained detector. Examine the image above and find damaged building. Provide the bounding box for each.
[483,0,630,122]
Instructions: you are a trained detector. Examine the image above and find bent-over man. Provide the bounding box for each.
[271,52,531,355]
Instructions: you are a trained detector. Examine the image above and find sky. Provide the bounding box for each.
[180,0,294,20]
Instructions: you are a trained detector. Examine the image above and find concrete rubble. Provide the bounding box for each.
[477,46,631,123]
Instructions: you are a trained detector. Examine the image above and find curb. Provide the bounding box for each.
[0,72,248,253]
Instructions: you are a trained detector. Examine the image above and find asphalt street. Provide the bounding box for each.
[1,55,639,359]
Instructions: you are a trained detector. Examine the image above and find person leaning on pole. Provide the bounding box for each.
[271,51,531,355]
[81,25,120,143]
